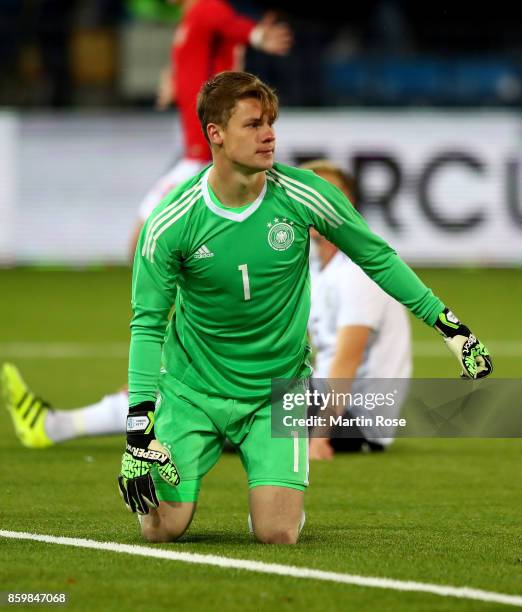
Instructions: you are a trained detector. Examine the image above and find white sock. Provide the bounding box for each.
[44,391,128,442]
[299,510,306,534]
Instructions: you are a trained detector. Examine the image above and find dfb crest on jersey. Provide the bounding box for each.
[267,218,295,251]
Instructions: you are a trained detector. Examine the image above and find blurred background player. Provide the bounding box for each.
[130,0,293,250]
[1,364,128,448]
[0,1,293,448]
[303,160,412,460]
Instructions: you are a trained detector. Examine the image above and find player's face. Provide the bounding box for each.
[314,170,345,194]
[220,98,276,171]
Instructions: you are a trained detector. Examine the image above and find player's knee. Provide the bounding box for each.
[140,513,192,543]
[254,525,299,545]
[140,520,188,543]
[141,528,173,543]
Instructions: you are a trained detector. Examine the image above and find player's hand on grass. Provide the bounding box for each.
[117,401,180,515]
[309,437,334,461]
[250,12,293,56]
[434,308,493,379]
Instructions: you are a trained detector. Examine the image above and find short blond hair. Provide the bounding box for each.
[197,71,279,144]
[300,159,356,204]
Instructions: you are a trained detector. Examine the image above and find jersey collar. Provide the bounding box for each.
[201,167,267,222]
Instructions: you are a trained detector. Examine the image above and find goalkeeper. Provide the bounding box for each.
[117,71,492,544]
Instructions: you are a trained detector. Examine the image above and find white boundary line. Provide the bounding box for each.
[0,342,128,358]
[413,341,522,357]
[1,530,521,607]
[0,341,521,359]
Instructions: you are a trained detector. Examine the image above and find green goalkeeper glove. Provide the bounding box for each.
[117,401,180,515]
[434,308,493,379]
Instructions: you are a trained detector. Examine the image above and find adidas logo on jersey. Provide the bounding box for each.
[194,245,214,259]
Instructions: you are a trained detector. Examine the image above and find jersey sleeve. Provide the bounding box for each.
[128,219,181,407]
[201,0,256,44]
[279,167,445,325]
[336,262,387,330]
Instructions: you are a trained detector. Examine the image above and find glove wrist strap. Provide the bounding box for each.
[434,307,470,339]
[126,401,156,449]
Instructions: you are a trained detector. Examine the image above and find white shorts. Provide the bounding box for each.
[138,158,209,221]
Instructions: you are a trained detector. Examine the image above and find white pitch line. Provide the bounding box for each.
[0,341,521,359]
[1,530,521,607]
[0,342,128,359]
[413,341,522,358]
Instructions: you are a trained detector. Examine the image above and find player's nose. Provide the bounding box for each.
[260,125,275,142]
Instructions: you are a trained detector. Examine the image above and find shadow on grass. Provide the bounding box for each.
[122,530,330,548]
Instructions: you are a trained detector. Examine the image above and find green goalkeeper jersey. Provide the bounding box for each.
[129,162,444,405]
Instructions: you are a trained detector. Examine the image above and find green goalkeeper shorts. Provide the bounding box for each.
[151,374,309,503]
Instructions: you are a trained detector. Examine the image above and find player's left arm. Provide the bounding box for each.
[203,1,292,55]
[298,170,492,379]
[202,0,256,44]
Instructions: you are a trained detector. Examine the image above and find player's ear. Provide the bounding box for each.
[207,123,223,146]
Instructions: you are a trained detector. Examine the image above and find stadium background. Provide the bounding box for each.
[0,1,521,610]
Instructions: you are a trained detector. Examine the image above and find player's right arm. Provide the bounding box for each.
[119,217,181,515]
[129,223,180,405]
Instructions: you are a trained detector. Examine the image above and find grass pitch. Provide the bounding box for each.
[0,267,521,611]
